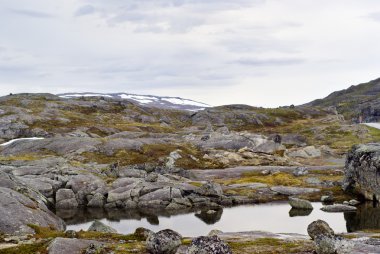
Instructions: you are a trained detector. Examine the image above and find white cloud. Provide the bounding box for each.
[0,0,380,107]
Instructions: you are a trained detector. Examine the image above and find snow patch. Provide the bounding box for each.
[162,98,209,107]
[362,123,380,130]
[0,137,45,146]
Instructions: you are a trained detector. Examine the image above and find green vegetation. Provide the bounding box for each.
[0,241,50,254]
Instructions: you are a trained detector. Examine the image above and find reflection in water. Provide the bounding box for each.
[345,202,380,232]
[194,209,223,224]
[289,208,313,217]
[63,202,380,237]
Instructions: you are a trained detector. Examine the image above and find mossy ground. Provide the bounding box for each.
[228,238,315,254]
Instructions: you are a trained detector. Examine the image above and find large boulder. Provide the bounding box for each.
[187,235,232,254]
[146,229,182,254]
[0,170,65,235]
[0,187,65,235]
[48,237,103,254]
[288,197,313,210]
[343,143,380,201]
[307,220,335,240]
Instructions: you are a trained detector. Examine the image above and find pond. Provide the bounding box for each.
[63,202,379,237]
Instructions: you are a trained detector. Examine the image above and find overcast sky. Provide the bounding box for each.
[1,0,380,107]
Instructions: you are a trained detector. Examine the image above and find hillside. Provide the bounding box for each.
[306,77,380,122]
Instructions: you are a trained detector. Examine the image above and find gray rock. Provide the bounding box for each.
[48,237,103,254]
[343,143,380,200]
[307,220,335,240]
[56,189,78,209]
[321,195,334,203]
[314,235,341,254]
[140,187,182,202]
[348,199,360,206]
[88,220,117,233]
[87,193,105,207]
[187,235,232,254]
[146,229,182,254]
[321,204,357,213]
[199,182,223,197]
[0,187,65,235]
[134,227,154,240]
[288,197,313,210]
[292,167,309,177]
[270,186,320,196]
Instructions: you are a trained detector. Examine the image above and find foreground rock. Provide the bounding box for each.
[321,204,357,213]
[343,143,380,200]
[88,220,117,233]
[0,171,65,235]
[146,229,182,254]
[187,235,232,254]
[307,220,335,240]
[288,197,313,210]
[48,237,103,254]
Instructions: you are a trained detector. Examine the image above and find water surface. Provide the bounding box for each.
[64,202,375,237]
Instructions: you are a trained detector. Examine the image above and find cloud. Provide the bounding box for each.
[368,12,380,22]
[9,8,53,18]
[1,0,380,107]
[75,5,96,17]
[234,58,305,66]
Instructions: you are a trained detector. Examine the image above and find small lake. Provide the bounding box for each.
[63,202,380,237]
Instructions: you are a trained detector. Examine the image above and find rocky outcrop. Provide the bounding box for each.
[146,229,182,254]
[343,143,380,201]
[0,171,65,235]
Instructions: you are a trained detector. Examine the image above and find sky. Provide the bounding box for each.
[1,0,380,107]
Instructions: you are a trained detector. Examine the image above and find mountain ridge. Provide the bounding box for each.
[58,92,210,111]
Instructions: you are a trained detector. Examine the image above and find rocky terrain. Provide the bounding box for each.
[306,77,380,122]
[1,84,380,253]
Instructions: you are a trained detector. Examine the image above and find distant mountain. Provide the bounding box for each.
[57,92,210,111]
[305,77,380,122]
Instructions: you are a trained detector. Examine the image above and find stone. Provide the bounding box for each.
[307,220,335,240]
[208,229,223,236]
[146,229,182,254]
[292,167,309,177]
[321,195,334,203]
[187,235,232,254]
[65,230,78,238]
[321,204,357,213]
[87,193,105,207]
[56,189,78,209]
[343,143,380,201]
[270,186,320,196]
[0,187,65,235]
[47,237,103,254]
[88,220,117,233]
[348,199,360,206]
[134,227,154,240]
[199,182,223,197]
[288,197,313,210]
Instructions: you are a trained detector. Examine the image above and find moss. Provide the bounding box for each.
[27,224,65,239]
[0,240,50,254]
[76,230,145,242]
[219,172,304,187]
[228,238,314,254]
